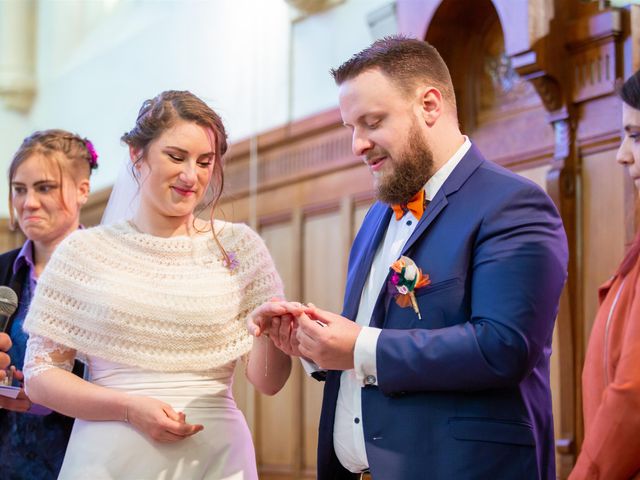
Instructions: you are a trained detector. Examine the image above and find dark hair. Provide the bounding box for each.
[121,90,232,265]
[330,35,456,109]
[617,69,640,277]
[619,69,640,109]
[8,129,97,228]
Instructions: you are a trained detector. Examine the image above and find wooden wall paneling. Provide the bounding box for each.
[220,162,372,228]
[519,163,573,476]
[256,219,300,479]
[0,219,25,253]
[301,209,345,477]
[516,164,550,189]
[581,149,627,349]
[353,194,375,234]
[340,196,354,295]
[80,187,111,228]
[545,122,580,479]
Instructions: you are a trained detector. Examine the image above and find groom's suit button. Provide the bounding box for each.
[364,375,376,385]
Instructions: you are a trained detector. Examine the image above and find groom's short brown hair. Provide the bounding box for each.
[330,35,456,110]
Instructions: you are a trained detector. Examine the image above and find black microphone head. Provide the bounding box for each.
[0,286,18,317]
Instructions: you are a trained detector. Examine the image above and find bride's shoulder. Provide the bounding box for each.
[81,221,130,239]
[191,219,269,257]
[202,219,263,249]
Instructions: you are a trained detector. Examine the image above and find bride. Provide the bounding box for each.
[22,90,293,480]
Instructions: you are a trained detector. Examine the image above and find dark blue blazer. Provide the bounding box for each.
[316,145,568,480]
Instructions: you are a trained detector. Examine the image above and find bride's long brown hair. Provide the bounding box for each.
[121,90,232,266]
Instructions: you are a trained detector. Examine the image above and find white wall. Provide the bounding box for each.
[291,0,395,119]
[0,0,396,217]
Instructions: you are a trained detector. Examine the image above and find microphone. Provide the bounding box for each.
[0,286,18,332]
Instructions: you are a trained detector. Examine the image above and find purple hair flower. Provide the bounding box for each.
[84,139,99,169]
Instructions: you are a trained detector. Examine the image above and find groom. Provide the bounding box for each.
[252,36,567,480]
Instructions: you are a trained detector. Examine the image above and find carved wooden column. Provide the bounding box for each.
[497,0,580,476]
[507,3,624,477]
[631,5,640,73]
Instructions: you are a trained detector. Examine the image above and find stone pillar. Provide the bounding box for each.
[0,0,36,112]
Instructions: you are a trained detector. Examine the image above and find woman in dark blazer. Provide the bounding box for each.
[0,129,97,479]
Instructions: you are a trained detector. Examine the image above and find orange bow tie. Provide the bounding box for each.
[391,189,427,221]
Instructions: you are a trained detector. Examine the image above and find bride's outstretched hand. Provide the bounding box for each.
[247,300,309,357]
[125,396,204,443]
[247,299,304,337]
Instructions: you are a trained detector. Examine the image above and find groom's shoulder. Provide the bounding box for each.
[472,158,546,197]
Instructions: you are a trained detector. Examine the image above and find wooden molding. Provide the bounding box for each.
[566,10,622,104]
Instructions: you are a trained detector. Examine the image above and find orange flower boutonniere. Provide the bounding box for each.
[388,256,431,319]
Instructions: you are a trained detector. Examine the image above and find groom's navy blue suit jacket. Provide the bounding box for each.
[316,145,568,480]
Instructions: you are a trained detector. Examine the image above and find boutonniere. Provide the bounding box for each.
[388,256,431,319]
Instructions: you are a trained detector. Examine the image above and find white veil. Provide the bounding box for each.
[100,158,141,225]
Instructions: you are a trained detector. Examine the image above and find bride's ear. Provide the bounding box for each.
[129,146,142,166]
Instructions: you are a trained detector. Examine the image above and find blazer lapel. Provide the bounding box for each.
[370,145,486,328]
[342,204,392,320]
[401,144,484,256]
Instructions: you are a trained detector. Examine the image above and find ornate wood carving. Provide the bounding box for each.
[567,10,622,103]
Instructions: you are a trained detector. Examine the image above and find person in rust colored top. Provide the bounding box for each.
[569,69,640,480]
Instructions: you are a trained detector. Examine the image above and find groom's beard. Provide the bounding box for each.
[376,123,434,205]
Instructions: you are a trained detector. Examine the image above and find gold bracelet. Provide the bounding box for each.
[264,334,269,377]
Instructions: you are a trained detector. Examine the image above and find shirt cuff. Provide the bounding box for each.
[300,357,321,376]
[354,326,381,386]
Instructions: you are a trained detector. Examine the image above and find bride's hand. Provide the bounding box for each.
[125,396,204,443]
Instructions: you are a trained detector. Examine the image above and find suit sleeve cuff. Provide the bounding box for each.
[354,326,381,386]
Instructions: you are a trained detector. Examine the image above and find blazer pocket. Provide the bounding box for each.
[448,417,535,446]
[415,277,461,298]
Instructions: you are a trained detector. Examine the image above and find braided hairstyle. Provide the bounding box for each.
[8,129,98,228]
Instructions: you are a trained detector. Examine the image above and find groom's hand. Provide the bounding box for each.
[296,306,361,370]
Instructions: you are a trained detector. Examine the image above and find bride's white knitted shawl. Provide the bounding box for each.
[23,221,283,372]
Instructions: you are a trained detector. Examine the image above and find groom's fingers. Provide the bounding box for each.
[298,311,329,335]
[296,314,323,346]
[306,306,335,324]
